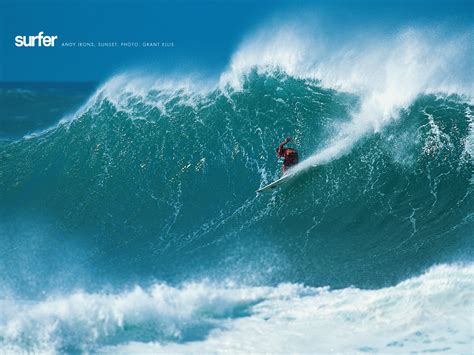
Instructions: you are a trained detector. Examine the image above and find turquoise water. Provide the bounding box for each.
[0,31,473,352]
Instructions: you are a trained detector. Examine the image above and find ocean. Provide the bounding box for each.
[0,28,473,353]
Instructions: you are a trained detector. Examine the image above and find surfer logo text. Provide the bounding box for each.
[15,31,58,47]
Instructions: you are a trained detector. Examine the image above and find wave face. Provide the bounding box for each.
[1,71,472,291]
[0,27,473,353]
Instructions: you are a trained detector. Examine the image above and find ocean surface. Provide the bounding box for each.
[0,28,473,353]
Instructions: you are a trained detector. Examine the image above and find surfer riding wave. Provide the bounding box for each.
[276,136,299,173]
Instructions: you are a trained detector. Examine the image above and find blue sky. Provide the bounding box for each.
[0,0,472,81]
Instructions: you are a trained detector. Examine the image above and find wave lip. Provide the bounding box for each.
[1,264,472,353]
[231,27,473,176]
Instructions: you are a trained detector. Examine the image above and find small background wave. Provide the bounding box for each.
[0,82,97,141]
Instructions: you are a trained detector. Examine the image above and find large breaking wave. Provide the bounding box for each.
[0,26,472,352]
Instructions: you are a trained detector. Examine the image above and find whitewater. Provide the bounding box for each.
[0,25,473,353]
[1,264,472,353]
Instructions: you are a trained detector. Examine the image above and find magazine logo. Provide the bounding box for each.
[15,31,58,47]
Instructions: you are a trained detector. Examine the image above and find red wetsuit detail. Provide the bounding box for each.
[277,141,299,172]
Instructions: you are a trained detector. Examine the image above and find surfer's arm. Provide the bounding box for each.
[276,137,291,157]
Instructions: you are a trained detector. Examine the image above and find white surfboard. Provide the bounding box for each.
[256,172,294,193]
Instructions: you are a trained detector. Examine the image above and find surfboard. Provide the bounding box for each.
[256,172,294,193]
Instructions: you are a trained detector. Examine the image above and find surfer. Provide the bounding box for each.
[276,136,299,173]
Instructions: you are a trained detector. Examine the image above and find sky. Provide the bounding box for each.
[0,0,472,82]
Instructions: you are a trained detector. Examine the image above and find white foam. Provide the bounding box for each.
[92,72,215,118]
[1,263,472,353]
[465,106,474,162]
[100,263,474,353]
